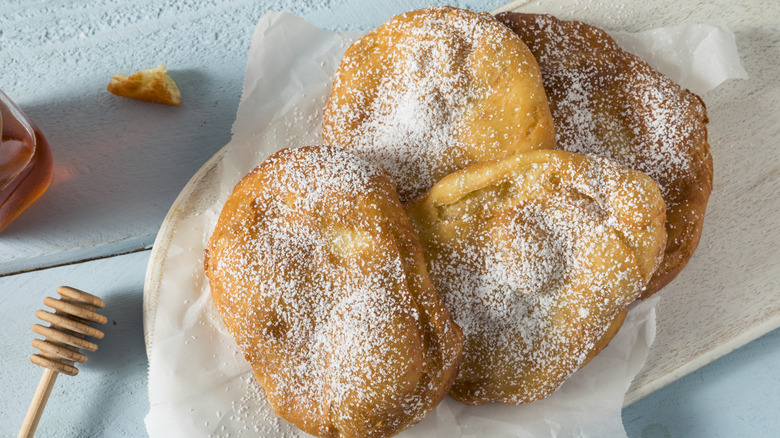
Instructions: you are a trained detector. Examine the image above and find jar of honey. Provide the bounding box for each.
[0,90,53,233]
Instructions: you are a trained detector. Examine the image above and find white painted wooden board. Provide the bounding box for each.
[0,0,508,276]
[0,1,251,275]
[496,0,780,403]
[1,250,150,437]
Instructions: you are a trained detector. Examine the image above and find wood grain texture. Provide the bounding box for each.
[1,251,149,437]
[623,327,780,437]
[18,368,58,438]
[2,251,776,437]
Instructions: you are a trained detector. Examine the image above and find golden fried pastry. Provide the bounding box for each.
[405,150,667,405]
[107,64,181,105]
[322,6,556,202]
[205,146,462,437]
[497,13,712,297]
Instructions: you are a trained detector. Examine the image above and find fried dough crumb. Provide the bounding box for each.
[107,64,181,106]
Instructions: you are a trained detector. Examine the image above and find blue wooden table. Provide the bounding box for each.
[2,1,778,436]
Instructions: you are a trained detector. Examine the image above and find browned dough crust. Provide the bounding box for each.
[405,150,667,404]
[323,6,556,202]
[205,146,462,437]
[497,13,712,298]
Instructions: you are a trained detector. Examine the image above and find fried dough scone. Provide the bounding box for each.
[322,6,556,202]
[205,146,463,437]
[405,150,667,405]
[497,13,713,297]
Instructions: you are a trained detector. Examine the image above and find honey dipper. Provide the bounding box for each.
[18,286,106,438]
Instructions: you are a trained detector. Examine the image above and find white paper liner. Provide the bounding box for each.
[609,23,748,95]
[144,11,746,437]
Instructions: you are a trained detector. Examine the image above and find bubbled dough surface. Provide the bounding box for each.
[497,13,712,298]
[205,146,462,437]
[323,6,556,202]
[406,150,667,404]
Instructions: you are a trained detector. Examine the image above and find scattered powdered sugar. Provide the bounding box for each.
[496,12,712,295]
[324,7,551,202]
[218,375,299,438]
[207,146,458,435]
[497,13,707,204]
[415,153,661,404]
[344,13,486,201]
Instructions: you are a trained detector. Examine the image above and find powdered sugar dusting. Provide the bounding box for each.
[410,152,665,404]
[497,12,712,295]
[206,146,460,436]
[324,7,554,202]
[343,13,487,201]
[501,13,708,203]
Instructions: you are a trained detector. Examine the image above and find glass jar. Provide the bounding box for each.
[0,90,53,232]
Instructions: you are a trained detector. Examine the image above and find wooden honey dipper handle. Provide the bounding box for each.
[18,286,106,438]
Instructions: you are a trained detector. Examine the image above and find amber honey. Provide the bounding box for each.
[0,90,53,232]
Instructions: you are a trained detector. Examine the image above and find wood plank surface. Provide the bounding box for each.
[1,250,150,437]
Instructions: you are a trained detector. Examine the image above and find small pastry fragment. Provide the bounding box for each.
[323,6,556,202]
[497,13,713,297]
[205,146,462,437]
[405,150,667,405]
[107,64,182,106]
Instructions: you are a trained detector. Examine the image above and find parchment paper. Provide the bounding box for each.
[144,11,746,437]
